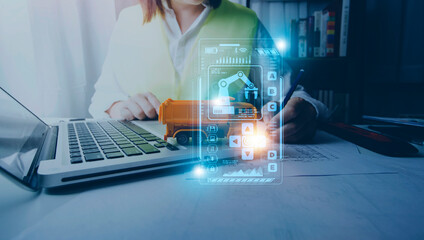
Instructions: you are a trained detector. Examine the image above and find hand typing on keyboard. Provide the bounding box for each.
[107,92,161,121]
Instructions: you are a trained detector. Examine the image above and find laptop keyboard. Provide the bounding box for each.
[67,121,178,164]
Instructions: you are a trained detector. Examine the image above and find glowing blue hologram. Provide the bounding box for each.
[204,154,218,163]
[242,123,254,135]
[267,163,278,173]
[208,134,218,143]
[207,65,263,121]
[193,166,206,177]
[229,135,241,147]
[267,87,277,97]
[241,148,254,160]
[205,47,218,54]
[217,71,258,106]
[207,144,218,153]
[255,48,279,56]
[267,150,277,160]
[213,106,235,115]
[223,167,263,177]
[198,38,284,185]
[242,136,254,148]
[268,102,277,112]
[207,164,218,173]
[267,71,277,81]
[255,136,267,148]
[276,39,288,51]
[206,124,218,133]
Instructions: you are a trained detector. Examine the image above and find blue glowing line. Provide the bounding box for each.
[219,44,240,47]
[280,76,283,159]
[198,76,202,159]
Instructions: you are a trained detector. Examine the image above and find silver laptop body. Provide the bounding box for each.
[0,87,236,190]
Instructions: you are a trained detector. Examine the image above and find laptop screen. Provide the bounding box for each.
[0,87,49,185]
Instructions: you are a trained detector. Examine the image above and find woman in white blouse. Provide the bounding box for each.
[89,0,328,142]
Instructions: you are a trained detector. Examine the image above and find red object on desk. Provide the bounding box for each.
[320,122,418,157]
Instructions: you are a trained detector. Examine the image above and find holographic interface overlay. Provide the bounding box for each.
[196,39,284,185]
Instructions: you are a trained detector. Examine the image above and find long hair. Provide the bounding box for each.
[139,0,222,23]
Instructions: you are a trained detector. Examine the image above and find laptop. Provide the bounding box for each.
[0,87,236,190]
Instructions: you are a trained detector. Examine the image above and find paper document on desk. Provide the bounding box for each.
[283,131,396,177]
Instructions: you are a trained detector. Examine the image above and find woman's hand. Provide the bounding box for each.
[107,92,161,120]
[263,97,317,143]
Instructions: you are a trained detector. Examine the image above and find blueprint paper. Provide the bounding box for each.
[282,131,396,177]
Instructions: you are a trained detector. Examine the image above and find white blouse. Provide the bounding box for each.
[163,3,211,79]
[89,4,328,120]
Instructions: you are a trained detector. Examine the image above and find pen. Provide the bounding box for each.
[265,69,305,127]
[282,69,304,108]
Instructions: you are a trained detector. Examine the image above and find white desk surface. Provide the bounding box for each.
[1,124,424,240]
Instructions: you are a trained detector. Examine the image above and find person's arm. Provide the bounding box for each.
[255,21,329,142]
[290,84,329,121]
[88,49,128,119]
[263,75,329,142]
[89,6,161,120]
[88,7,131,119]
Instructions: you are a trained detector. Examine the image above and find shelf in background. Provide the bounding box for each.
[253,0,332,3]
[284,57,350,91]
[284,57,349,62]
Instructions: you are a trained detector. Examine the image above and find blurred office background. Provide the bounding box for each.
[1,0,423,121]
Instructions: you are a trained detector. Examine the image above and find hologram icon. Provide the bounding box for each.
[208,135,218,143]
[207,144,218,153]
[242,136,254,148]
[268,150,277,160]
[217,71,258,105]
[229,135,241,148]
[242,148,254,160]
[268,163,278,172]
[207,124,218,133]
[268,102,277,112]
[242,123,254,135]
[267,87,277,96]
[204,154,218,163]
[267,71,277,81]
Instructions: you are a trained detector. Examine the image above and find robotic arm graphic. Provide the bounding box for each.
[217,71,258,106]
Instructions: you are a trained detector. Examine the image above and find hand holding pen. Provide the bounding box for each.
[263,69,318,143]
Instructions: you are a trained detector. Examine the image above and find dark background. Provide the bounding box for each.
[363,0,424,118]
[251,0,424,122]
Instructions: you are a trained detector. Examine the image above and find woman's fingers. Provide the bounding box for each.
[282,119,316,143]
[262,102,274,124]
[131,93,158,119]
[266,98,318,143]
[120,107,135,121]
[144,92,161,114]
[282,106,311,137]
[107,101,124,119]
[107,92,162,120]
[267,98,307,127]
[124,100,145,120]
[269,113,308,143]
[270,118,316,143]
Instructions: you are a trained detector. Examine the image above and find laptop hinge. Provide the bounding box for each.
[38,126,59,161]
[23,125,58,190]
